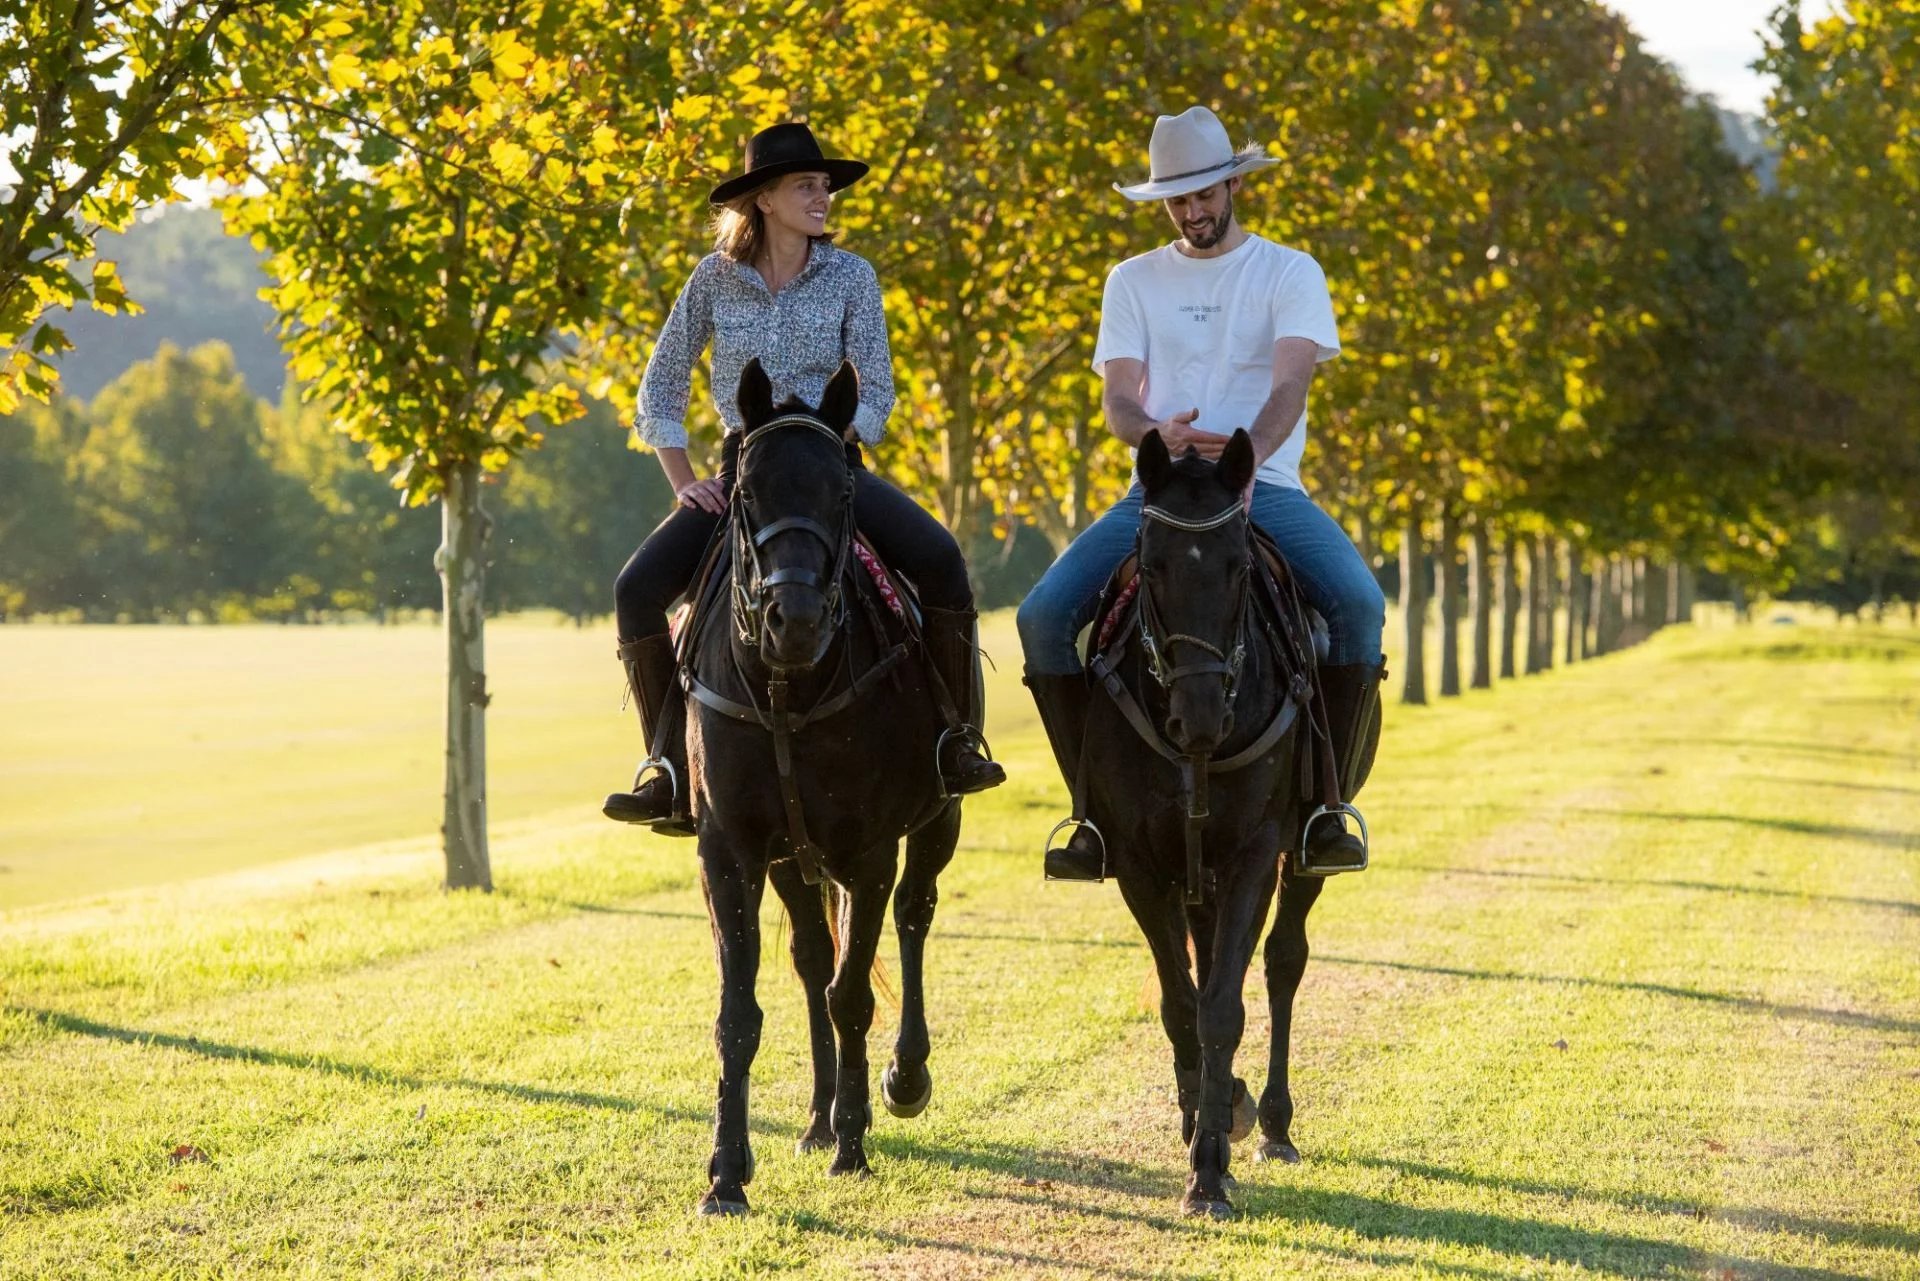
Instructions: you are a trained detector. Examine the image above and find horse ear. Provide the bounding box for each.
[737,358,775,429]
[819,360,860,432]
[1137,428,1173,492]
[1218,429,1256,494]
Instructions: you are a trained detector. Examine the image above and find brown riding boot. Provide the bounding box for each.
[1025,670,1106,882]
[923,606,1005,796]
[1299,661,1385,874]
[603,634,694,836]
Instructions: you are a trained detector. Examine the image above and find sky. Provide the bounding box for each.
[1603,0,1833,116]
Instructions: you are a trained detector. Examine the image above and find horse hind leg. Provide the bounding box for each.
[1256,863,1324,1165]
[826,858,898,1177]
[769,858,837,1153]
[885,802,959,1120]
[697,853,766,1216]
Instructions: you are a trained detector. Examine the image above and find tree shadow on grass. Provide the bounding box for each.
[1570,806,1919,852]
[1309,957,1920,1037]
[1381,863,1920,918]
[1750,774,1920,801]
[1651,736,1915,763]
[848,1141,1862,1280]
[11,1005,737,1130]
[1327,1154,1920,1260]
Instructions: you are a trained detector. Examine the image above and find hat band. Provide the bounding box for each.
[1146,155,1237,185]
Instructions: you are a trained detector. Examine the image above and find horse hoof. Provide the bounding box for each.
[1180,1192,1235,1220]
[882,1063,932,1119]
[795,1133,833,1156]
[827,1158,873,1179]
[1254,1139,1302,1165]
[697,1191,749,1217]
[1229,1079,1256,1143]
[1221,1172,1239,1193]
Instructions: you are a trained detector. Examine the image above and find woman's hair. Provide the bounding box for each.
[710,176,837,263]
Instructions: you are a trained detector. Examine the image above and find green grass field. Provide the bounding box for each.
[2,616,1917,1277]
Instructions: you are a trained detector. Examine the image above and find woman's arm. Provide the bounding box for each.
[843,258,895,445]
[635,259,716,455]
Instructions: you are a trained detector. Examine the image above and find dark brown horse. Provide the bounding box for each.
[681,359,959,1215]
[1078,427,1343,1218]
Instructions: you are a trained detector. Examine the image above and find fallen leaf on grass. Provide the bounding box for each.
[1704,1139,1727,1153]
[414,1104,427,1121]
[168,1145,209,1166]
[1551,1039,1569,1051]
[292,930,307,943]
[1018,1177,1055,1190]
[548,958,562,969]
[170,1182,191,1193]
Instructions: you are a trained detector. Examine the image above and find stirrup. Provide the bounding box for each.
[1297,803,1368,876]
[934,725,998,799]
[632,755,695,838]
[1043,817,1107,883]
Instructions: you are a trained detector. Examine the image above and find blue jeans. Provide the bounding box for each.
[1017,482,1386,675]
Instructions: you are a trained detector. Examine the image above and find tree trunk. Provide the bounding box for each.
[1666,561,1683,625]
[1677,565,1696,622]
[1586,557,1604,656]
[1499,531,1520,680]
[1469,522,1493,689]
[1400,514,1428,706]
[1356,505,1377,576]
[1437,508,1462,697]
[1566,543,1585,664]
[1523,535,1545,675]
[438,461,493,893]
[1535,536,1557,673]
[1646,561,1671,632]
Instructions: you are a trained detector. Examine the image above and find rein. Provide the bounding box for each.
[1089,499,1312,905]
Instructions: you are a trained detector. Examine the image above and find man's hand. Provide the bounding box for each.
[676,476,727,514]
[1155,408,1227,460]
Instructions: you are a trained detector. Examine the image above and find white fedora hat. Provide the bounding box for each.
[1114,105,1278,202]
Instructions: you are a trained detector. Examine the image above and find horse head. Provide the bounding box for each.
[732,358,860,672]
[1133,427,1257,755]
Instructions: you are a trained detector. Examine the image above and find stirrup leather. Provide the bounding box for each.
[1297,802,1368,876]
[1043,816,1107,882]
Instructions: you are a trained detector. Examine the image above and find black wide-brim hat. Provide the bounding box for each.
[707,122,870,206]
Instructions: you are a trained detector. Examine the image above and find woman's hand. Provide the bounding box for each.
[676,477,727,514]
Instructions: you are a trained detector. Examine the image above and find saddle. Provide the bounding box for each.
[1092,528,1329,669]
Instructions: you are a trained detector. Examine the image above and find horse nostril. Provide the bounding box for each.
[764,600,785,631]
[1166,715,1187,745]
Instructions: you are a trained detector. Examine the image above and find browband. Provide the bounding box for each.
[1141,502,1244,533]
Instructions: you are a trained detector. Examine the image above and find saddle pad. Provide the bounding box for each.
[852,539,908,621]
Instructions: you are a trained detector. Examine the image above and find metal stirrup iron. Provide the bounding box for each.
[1298,802,1369,876]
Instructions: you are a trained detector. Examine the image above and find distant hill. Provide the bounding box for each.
[50,206,288,404]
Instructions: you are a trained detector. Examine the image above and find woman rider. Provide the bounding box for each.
[604,122,1003,831]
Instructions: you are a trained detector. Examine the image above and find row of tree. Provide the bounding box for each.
[4,0,1914,887]
[0,342,667,623]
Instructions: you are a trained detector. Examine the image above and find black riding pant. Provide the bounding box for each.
[613,440,972,642]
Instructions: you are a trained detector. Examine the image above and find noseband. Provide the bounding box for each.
[730,414,855,667]
[1135,500,1250,701]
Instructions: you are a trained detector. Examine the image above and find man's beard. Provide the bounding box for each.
[1182,193,1234,250]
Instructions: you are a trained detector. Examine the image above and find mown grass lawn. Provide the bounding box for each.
[2,618,1917,1277]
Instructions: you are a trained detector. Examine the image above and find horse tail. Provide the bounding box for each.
[822,881,899,1015]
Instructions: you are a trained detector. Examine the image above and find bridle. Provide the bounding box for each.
[1135,499,1251,705]
[729,413,855,670]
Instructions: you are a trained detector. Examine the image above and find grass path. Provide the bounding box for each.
[2,621,1917,1277]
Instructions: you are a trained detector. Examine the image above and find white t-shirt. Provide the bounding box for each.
[1092,234,1341,492]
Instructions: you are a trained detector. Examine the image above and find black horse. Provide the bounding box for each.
[1077,427,1353,1219]
[681,358,959,1216]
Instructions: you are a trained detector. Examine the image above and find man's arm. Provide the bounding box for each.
[1100,356,1217,458]
[1241,337,1322,467]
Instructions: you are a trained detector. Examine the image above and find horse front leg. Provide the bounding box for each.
[768,857,837,1153]
[1185,846,1279,1220]
[826,857,897,1177]
[697,846,766,1216]
[885,801,958,1120]
[1257,858,1325,1165]
[1116,873,1203,1147]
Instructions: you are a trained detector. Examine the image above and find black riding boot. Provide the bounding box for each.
[923,606,1006,796]
[1025,671,1107,882]
[602,634,695,836]
[1300,660,1385,874]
